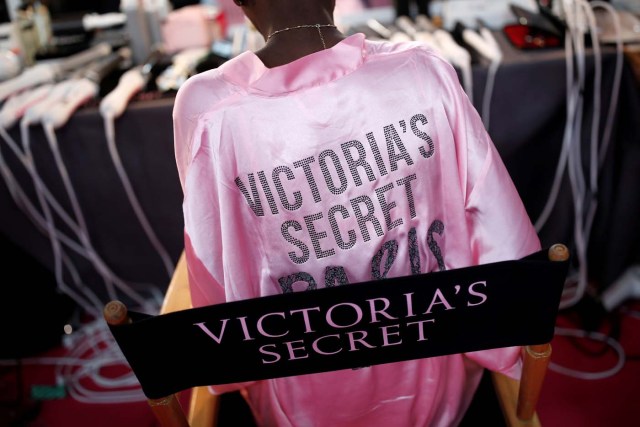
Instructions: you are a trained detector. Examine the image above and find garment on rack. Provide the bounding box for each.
[173,33,540,427]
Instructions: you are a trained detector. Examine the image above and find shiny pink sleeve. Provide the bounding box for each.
[441,59,541,378]
[174,78,259,394]
[173,70,224,190]
[437,60,540,264]
[172,85,195,191]
[466,141,541,265]
[172,73,226,308]
[429,54,540,266]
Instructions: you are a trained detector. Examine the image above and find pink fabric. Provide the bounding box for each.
[173,33,540,427]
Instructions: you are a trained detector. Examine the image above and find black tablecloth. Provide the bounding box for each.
[1,36,639,306]
[0,97,184,299]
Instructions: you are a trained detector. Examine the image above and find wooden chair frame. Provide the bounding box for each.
[104,244,569,427]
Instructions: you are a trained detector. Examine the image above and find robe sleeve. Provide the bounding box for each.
[439,58,541,379]
[173,78,259,394]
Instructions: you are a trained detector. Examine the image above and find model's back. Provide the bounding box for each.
[172,1,540,425]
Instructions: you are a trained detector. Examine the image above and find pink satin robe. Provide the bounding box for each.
[173,33,540,427]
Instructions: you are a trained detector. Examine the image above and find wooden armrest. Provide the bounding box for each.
[491,342,552,427]
[492,372,541,427]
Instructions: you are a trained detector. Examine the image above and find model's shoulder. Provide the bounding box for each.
[175,67,227,103]
[364,38,443,62]
[173,67,234,120]
[363,38,457,84]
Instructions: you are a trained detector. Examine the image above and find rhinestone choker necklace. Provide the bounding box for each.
[267,24,337,49]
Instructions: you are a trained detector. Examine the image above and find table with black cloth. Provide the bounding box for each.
[0,97,184,303]
[472,32,640,297]
[1,33,639,310]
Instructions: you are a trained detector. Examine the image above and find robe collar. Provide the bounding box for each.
[219,33,366,95]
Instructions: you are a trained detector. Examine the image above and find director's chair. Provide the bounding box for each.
[104,244,569,427]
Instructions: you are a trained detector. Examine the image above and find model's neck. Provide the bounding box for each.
[255,25,345,69]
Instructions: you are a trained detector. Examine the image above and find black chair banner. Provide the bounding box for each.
[108,247,569,399]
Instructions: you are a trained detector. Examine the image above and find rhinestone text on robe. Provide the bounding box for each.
[234,113,436,266]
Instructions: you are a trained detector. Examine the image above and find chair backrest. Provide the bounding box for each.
[104,244,570,427]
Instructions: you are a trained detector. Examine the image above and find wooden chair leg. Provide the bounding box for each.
[517,343,552,421]
[492,244,568,426]
[148,394,190,427]
[188,386,220,427]
[491,371,542,427]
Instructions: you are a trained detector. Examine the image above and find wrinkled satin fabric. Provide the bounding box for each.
[173,33,541,427]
